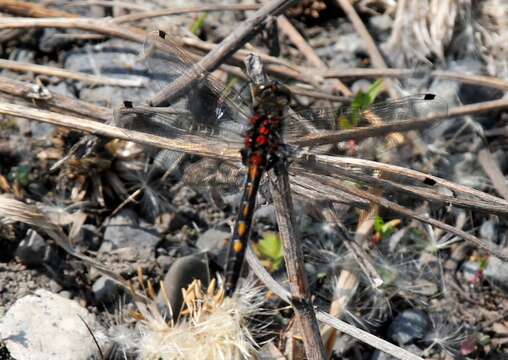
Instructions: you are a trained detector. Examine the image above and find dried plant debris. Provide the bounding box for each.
[112,279,267,360]
[383,0,458,66]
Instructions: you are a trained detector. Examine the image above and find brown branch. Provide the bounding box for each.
[0,17,146,43]
[0,59,143,87]
[294,160,508,217]
[0,76,111,122]
[270,167,326,360]
[0,0,78,17]
[113,3,260,23]
[319,68,508,91]
[311,155,508,208]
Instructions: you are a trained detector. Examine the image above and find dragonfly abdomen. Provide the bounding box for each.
[224,112,283,295]
[224,159,265,296]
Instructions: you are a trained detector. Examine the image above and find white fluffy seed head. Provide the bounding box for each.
[113,278,267,360]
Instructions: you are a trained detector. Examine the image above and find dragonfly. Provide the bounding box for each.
[114,30,506,295]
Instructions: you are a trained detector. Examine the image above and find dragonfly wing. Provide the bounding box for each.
[114,103,245,145]
[181,158,244,194]
[282,93,450,157]
[283,94,449,140]
[143,31,252,128]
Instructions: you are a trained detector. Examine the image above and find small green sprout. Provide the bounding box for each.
[374,215,399,239]
[256,232,284,272]
[190,13,208,35]
[339,79,384,129]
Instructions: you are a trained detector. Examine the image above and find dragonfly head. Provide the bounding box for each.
[252,82,291,114]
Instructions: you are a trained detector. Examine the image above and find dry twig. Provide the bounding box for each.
[0,59,144,87]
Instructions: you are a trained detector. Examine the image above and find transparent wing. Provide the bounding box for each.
[114,104,245,143]
[143,31,252,127]
[181,158,244,193]
[282,94,448,140]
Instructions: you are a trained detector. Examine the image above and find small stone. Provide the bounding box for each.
[387,309,431,345]
[157,254,209,318]
[0,289,109,359]
[58,291,72,299]
[15,229,59,268]
[350,79,373,94]
[74,224,101,251]
[100,209,160,257]
[92,276,119,304]
[484,256,508,291]
[49,279,63,293]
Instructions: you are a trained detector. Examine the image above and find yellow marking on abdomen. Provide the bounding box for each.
[237,222,247,237]
[242,205,250,217]
[233,240,243,253]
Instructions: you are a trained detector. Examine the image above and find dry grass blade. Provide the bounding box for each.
[478,148,508,201]
[319,68,508,91]
[113,3,260,23]
[0,194,146,301]
[0,59,144,87]
[294,160,508,217]
[0,17,146,43]
[0,76,112,122]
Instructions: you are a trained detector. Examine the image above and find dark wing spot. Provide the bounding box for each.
[424,93,436,100]
[423,177,436,186]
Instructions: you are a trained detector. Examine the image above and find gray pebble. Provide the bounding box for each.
[92,276,119,304]
[387,309,431,345]
[157,253,209,319]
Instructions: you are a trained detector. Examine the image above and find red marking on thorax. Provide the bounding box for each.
[250,114,265,125]
[259,127,270,135]
[256,135,268,145]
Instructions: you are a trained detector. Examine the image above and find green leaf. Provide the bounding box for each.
[374,215,396,238]
[190,13,208,35]
[364,79,384,106]
[340,80,384,129]
[374,216,385,235]
[257,233,284,271]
